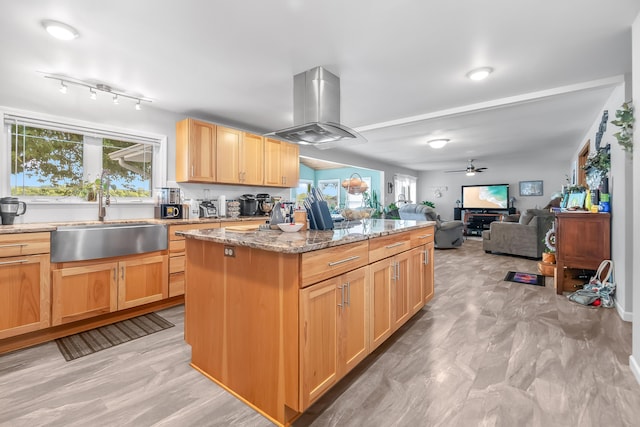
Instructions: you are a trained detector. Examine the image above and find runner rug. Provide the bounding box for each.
[55,312,174,361]
[503,271,545,287]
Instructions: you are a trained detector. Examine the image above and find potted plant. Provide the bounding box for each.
[385,202,400,219]
[542,227,556,264]
[421,200,435,208]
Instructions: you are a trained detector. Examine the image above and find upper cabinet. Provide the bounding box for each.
[176,119,296,187]
[264,137,299,187]
[176,118,216,183]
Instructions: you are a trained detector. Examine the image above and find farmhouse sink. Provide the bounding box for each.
[51,222,168,262]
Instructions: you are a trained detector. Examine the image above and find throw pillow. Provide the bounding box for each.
[519,211,534,225]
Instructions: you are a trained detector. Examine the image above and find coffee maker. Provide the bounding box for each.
[256,193,272,216]
[0,197,27,225]
[239,194,258,216]
[154,187,183,219]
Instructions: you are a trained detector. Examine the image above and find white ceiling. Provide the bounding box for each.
[1,1,638,173]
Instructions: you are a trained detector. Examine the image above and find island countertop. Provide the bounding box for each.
[176,219,435,254]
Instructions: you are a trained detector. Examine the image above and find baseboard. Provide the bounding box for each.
[615,299,633,322]
[629,355,640,386]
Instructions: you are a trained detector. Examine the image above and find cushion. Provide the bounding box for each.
[503,214,520,222]
[519,211,534,225]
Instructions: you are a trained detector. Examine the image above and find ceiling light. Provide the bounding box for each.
[89,88,97,100]
[466,67,493,81]
[59,81,67,94]
[42,20,79,41]
[428,139,449,149]
[135,100,141,110]
[466,171,476,177]
[112,94,119,105]
[43,74,152,108]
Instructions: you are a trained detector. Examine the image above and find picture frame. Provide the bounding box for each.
[566,191,586,209]
[519,180,544,197]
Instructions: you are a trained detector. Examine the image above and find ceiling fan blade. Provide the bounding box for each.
[444,169,465,173]
[476,167,488,172]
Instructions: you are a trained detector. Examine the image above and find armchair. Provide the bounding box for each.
[482,209,555,258]
[398,204,464,248]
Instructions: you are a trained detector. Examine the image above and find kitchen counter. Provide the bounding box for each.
[177,219,434,253]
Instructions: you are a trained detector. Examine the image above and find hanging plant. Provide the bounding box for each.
[611,101,634,154]
[582,146,610,175]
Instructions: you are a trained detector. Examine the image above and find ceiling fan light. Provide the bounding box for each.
[466,171,476,177]
[428,138,449,149]
[466,67,493,81]
[42,20,79,41]
[59,81,67,94]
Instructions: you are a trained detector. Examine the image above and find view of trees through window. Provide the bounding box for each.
[10,124,152,198]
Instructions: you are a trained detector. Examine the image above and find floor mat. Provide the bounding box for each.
[503,271,545,286]
[55,312,174,361]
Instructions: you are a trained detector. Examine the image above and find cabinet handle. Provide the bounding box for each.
[337,285,344,309]
[0,243,27,248]
[0,259,29,265]
[120,266,125,281]
[191,165,195,177]
[390,261,396,281]
[417,234,433,239]
[346,281,351,306]
[395,261,400,281]
[385,242,405,249]
[423,249,429,265]
[328,255,360,267]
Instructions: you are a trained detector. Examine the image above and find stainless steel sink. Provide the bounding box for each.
[51,222,168,262]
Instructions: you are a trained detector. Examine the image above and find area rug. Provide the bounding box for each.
[55,313,174,361]
[503,271,545,287]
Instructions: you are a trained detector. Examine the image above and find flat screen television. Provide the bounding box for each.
[462,184,509,210]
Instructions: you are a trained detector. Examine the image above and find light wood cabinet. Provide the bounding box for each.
[0,253,51,340]
[52,252,168,325]
[264,137,299,187]
[369,257,393,349]
[423,241,435,304]
[391,250,411,331]
[176,118,216,183]
[217,127,263,185]
[241,132,264,185]
[299,266,368,410]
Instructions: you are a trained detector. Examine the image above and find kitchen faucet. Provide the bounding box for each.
[98,170,111,221]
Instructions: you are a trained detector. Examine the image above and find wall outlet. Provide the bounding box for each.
[224,246,235,257]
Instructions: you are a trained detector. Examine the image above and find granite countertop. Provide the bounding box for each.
[0,216,268,235]
[176,219,435,254]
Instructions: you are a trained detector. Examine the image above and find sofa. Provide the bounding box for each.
[398,204,464,248]
[482,208,555,258]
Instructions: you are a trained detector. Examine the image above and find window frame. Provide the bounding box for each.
[1,107,167,204]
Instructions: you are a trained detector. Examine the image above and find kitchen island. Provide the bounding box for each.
[178,219,435,426]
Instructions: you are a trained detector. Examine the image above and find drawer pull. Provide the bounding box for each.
[328,255,360,267]
[0,259,29,265]
[385,242,405,249]
[337,285,344,309]
[0,243,28,248]
[417,234,433,239]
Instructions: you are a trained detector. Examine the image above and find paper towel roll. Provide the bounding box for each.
[218,195,226,217]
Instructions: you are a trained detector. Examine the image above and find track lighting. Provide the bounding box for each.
[43,74,150,110]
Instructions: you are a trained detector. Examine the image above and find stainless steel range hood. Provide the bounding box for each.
[268,67,365,146]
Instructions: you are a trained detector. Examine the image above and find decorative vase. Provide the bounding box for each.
[542,252,556,264]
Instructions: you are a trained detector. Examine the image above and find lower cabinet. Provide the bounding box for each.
[300,266,368,410]
[0,254,51,340]
[423,241,435,304]
[52,252,167,326]
[409,243,435,313]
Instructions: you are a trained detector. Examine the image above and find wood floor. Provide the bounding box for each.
[1,239,639,426]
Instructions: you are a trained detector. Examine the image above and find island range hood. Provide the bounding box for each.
[268,66,365,146]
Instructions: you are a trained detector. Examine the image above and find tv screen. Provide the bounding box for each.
[462,184,509,210]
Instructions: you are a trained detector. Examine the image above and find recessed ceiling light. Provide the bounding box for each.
[466,67,493,81]
[42,20,79,40]
[427,139,449,149]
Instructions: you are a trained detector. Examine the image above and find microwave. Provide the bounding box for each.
[155,204,184,219]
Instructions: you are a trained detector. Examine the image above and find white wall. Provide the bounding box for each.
[631,11,640,386]
[417,158,567,221]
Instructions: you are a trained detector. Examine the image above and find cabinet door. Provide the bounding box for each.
[176,119,216,182]
[0,254,50,339]
[408,247,425,315]
[281,141,299,187]
[423,242,435,304]
[264,137,282,186]
[392,251,411,331]
[216,126,242,184]
[117,254,168,310]
[369,258,393,350]
[300,278,338,410]
[338,267,369,376]
[52,261,118,326]
[241,132,264,185]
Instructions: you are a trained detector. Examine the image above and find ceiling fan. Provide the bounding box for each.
[445,159,488,175]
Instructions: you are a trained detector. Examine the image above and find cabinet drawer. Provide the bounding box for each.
[409,227,435,248]
[0,232,50,257]
[169,272,185,297]
[170,255,185,274]
[369,232,411,262]
[169,223,219,241]
[170,239,185,254]
[300,241,368,287]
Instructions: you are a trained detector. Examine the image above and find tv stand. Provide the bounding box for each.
[464,212,505,236]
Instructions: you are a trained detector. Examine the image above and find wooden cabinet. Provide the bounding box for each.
[176,118,216,183]
[216,128,264,185]
[264,137,299,187]
[423,241,435,304]
[0,233,51,340]
[555,212,610,294]
[52,252,168,325]
[299,266,368,410]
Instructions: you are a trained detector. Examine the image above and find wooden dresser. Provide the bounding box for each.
[554,212,610,294]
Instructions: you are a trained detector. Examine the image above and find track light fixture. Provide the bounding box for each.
[43,74,151,110]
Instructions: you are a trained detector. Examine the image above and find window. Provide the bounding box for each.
[3,111,165,201]
[394,174,416,204]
